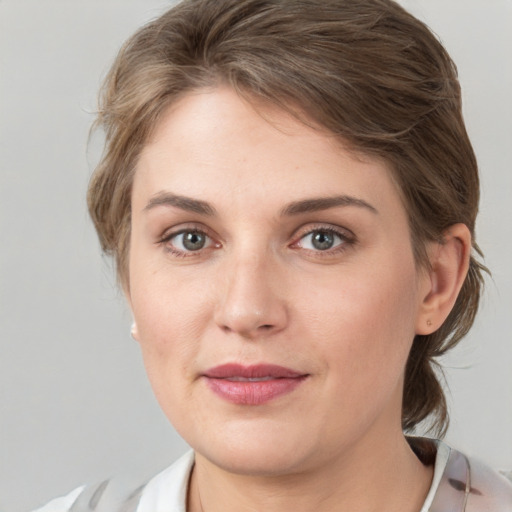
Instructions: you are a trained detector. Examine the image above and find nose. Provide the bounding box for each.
[213,254,288,338]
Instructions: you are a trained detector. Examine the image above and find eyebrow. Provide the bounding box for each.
[281,196,378,216]
[143,192,378,217]
[144,192,217,216]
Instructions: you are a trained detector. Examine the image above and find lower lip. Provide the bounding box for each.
[205,377,307,405]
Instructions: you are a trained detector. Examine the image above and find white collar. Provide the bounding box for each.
[137,450,194,512]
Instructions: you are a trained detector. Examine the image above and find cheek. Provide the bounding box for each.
[299,260,420,396]
[133,299,204,433]
[129,249,213,342]
[128,266,213,400]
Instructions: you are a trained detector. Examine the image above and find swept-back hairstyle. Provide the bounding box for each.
[88,0,487,435]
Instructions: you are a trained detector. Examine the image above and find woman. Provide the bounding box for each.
[35,0,512,510]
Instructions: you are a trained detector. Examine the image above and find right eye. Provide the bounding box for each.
[161,228,218,256]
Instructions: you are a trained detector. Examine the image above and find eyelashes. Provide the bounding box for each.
[159,227,219,258]
[158,223,356,259]
[291,226,354,254]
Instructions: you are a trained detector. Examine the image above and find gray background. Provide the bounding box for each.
[0,1,510,511]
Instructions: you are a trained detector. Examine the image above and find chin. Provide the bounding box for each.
[204,442,312,477]
[179,416,319,476]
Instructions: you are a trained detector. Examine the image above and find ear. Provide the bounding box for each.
[416,223,471,335]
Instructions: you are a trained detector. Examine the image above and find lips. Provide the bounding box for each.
[202,364,308,405]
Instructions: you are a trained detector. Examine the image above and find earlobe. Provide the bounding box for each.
[416,223,471,335]
[131,321,140,342]
[125,284,139,342]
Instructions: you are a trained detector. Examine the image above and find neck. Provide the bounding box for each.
[187,428,433,512]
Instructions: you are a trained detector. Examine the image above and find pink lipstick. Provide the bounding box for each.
[203,364,308,405]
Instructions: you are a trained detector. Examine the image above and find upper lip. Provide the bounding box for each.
[203,363,307,379]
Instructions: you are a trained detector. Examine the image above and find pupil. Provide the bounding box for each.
[183,232,205,251]
[312,231,334,250]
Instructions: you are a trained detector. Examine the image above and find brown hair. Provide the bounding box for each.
[88,0,487,435]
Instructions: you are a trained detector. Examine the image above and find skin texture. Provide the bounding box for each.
[128,87,470,512]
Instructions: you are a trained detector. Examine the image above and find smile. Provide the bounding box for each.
[202,364,309,405]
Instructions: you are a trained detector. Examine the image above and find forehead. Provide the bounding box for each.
[133,87,401,216]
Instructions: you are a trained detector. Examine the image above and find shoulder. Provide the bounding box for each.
[467,455,512,511]
[30,451,194,512]
[430,441,512,511]
[30,480,140,512]
[31,486,85,512]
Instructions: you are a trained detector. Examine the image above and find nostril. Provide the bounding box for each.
[219,323,273,336]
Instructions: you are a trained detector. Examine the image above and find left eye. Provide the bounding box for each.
[168,230,213,252]
[298,229,344,251]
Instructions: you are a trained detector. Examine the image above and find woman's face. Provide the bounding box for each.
[128,87,431,475]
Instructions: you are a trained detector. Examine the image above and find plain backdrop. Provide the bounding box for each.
[1,1,511,511]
